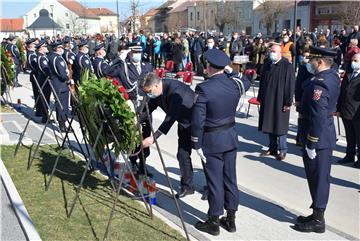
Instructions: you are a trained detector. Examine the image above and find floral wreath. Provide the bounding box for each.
[1,46,15,92]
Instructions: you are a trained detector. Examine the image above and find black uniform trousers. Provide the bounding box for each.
[342,118,360,159]
[34,75,51,119]
[204,148,239,216]
[302,148,332,209]
[30,74,40,114]
[177,125,193,189]
[130,119,151,172]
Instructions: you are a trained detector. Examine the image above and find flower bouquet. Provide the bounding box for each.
[16,38,26,69]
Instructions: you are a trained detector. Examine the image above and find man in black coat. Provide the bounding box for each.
[337,53,360,168]
[142,73,196,198]
[258,44,295,161]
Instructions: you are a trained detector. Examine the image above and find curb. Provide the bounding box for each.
[0,158,42,241]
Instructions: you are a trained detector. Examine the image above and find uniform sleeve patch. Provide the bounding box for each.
[313,89,322,101]
[43,60,47,65]
[60,61,65,67]
[85,59,89,64]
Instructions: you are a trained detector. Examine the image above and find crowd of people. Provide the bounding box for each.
[1,23,359,236]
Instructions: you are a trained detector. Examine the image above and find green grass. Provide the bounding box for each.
[1,103,15,113]
[1,145,186,241]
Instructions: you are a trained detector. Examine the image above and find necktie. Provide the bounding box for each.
[351,71,358,80]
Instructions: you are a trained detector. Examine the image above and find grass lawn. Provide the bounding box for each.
[1,103,15,113]
[1,145,186,241]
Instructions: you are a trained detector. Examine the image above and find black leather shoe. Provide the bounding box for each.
[293,219,325,233]
[338,156,355,164]
[276,153,286,161]
[195,216,220,236]
[220,216,236,232]
[353,161,360,168]
[296,214,313,223]
[260,150,278,157]
[175,187,194,198]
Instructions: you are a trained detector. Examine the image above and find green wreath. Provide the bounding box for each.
[16,39,26,68]
[1,46,15,93]
[78,70,140,156]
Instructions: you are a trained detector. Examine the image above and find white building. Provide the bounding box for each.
[88,8,119,36]
[23,0,101,37]
[253,1,310,36]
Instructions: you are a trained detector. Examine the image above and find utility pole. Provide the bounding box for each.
[50,4,55,37]
[204,0,207,38]
[293,0,297,68]
[116,0,120,38]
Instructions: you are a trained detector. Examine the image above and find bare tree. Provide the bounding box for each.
[215,1,235,33]
[129,0,140,33]
[336,1,360,26]
[68,12,82,36]
[257,0,289,35]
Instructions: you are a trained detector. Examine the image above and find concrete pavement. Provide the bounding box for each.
[1,73,359,240]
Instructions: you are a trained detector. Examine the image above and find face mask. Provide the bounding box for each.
[119,53,127,61]
[132,53,141,63]
[147,92,157,99]
[58,49,64,55]
[303,58,309,64]
[207,43,214,49]
[306,63,315,74]
[351,61,359,71]
[283,37,289,43]
[83,48,89,55]
[269,52,278,62]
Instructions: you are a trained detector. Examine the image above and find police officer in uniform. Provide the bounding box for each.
[6,36,21,87]
[192,49,250,235]
[142,72,196,198]
[73,39,92,85]
[92,43,110,79]
[63,37,76,68]
[48,41,72,132]
[25,38,39,111]
[294,46,340,233]
[35,40,52,123]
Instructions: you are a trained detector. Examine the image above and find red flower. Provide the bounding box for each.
[123,93,129,100]
[112,79,119,86]
[118,86,125,93]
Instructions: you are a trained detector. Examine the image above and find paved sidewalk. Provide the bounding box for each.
[1,73,358,240]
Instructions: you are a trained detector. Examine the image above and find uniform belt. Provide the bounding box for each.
[204,121,235,133]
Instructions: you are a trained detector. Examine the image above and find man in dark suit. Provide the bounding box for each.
[337,53,360,168]
[142,72,196,198]
[72,39,92,85]
[92,43,110,79]
[191,49,249,235]
[6,36,21,87]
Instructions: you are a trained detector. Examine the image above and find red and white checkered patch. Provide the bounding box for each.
[313,89,323,101]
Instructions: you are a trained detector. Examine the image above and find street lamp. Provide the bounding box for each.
[194,2,197,30]
[50,4,55,37]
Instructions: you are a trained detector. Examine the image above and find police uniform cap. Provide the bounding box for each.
[94,43,105,52]
[308,46,337,59]
[50,40,64,49]
[35,40,47,49]
[204,49,230,68]
[7,36,16,41]
[25,38,36,45]
[78,39,88,47]
[129,45,142,52]
[63,36,71,44]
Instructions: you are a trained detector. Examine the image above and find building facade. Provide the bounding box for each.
[23,0,101,37]
[88,8,119,35]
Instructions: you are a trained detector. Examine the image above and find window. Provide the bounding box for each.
[33,13,36,18]
[65,12,69,17]
[50,13,53,17]
[190,12,193,21]
[283,20,291,30]
[316,7,332,15]
[66,23,70,29]
[109,21,112,27]
[197,11,200,20]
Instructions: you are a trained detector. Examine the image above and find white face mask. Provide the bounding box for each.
[119,52,127,61]
[207,43,214,49]
[352,61,359,71]
[58,48,64,55]
[132,53,142,63]
[82,48,89,55]
[283,37,289,43]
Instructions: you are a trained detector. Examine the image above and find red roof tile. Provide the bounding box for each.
[88,7,117,16]
[58,0,100,19]
[0,18,24,32]
[144,8,159,17]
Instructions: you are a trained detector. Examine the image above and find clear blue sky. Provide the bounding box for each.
[0,0,165,19]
